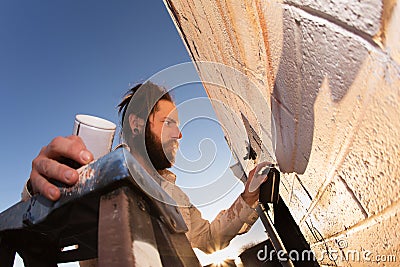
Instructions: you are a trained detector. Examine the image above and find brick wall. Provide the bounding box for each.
[163,0,400,265]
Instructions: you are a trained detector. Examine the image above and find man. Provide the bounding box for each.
[23,82,270,260]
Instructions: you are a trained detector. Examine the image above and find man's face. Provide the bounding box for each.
[146,99,182,170]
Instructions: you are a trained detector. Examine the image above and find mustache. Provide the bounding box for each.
[163,140,179,150]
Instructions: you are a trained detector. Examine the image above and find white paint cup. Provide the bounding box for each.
[72,114,116,160]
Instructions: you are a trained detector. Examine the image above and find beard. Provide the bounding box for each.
[146,129,178,170]
[131,124,178,170]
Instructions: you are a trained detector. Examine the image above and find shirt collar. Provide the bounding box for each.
[158,169,177,183]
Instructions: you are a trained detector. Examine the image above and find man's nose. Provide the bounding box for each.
[172,125,182,139]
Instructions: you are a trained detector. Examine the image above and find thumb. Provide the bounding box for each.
[248,163,271,193]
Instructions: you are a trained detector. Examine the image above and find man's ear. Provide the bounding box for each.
[128,114,145,135]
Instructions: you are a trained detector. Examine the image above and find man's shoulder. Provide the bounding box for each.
[158,169,177,183]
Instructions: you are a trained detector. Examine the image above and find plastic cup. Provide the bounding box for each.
[72,114,116,160]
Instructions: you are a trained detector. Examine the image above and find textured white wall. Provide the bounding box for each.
[164,0,400,265]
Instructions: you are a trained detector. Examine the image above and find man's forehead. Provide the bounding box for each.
[155,100,179,118]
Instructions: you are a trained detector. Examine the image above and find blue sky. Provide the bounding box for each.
[0,0,190,210]
[0,1,266,265]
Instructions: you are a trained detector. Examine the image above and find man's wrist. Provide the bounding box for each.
[241,192,258,208]
[237,194,259,226]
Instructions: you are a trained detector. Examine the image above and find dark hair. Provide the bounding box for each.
[117,81,173,127]
[117,82,178,170]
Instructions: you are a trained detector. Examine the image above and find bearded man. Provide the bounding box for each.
[23,82,270,264]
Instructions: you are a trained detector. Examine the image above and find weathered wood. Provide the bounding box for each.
[0,149,199,266]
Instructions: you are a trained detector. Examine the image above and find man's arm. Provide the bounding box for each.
[186,162,270,254]
[187,194,258,254]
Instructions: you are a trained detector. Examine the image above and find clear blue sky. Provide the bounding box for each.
[0,0,191,210]
[0,1,266,265]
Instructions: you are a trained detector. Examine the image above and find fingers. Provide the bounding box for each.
[29,168,61,201]
[45,136,93,165]
[248,172,268,193]
[32,157,79,186]
[255,161,273,175]
[247,162,274,193]
[242,161,277,205]
[29,135,94,201]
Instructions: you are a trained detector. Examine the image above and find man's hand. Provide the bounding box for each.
[241,162,273,206]
[29,135,93,201]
